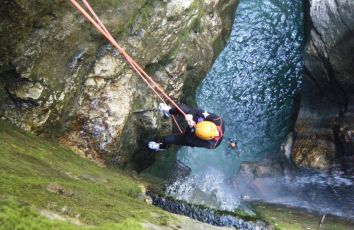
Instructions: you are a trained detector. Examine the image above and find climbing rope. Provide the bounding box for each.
[70,0,184,133]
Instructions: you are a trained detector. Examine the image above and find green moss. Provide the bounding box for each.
[212,37,227,62]
[0,198,81,230]
[0,198,144,230]
[138,1,153,29]
[88,0,124,10]
[229,208,260,222]
[189,0,202,13]
[0,120,176,228]
[115,0,150,40]
[250,202,354,230]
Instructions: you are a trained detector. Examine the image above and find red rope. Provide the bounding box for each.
[70,0,187,120]
[70,0,186,116]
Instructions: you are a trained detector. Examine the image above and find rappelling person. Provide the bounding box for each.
[148,103,225,151]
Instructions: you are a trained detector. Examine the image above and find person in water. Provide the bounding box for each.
[148,103,225,151]
[225,138,240,157]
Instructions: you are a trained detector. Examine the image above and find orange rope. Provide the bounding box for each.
[70,0,184,133]
[80,0,169,105]
[70,0,187,118]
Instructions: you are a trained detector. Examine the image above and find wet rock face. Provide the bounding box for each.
[148,192,273,230]
[293,0,354,171]
[234,159,283,185]
[0,0,237,167]
[7,80,44,101]
[232,159,284,202]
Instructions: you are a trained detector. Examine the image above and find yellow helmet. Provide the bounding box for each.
[195,121,219,140]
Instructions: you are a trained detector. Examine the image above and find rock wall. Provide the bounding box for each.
[292,0,354,171]
[0,0,237,169]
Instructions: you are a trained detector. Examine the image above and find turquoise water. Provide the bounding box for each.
[167,0,304,209]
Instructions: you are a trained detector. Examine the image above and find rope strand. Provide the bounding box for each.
[70,0,184,132]
[70,0,186,117]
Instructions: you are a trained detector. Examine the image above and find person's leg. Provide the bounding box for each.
[149,131,219,150]
[163,133,215,149]
[169,103,192,115]
[185,134,214,149]
[148,134,188,151]
[160,134,188,149]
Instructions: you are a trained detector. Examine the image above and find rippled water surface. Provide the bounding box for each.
[168,0,304,208]
[197,0,303,159]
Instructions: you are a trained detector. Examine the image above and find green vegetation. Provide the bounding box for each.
[0,198,144,230]
[250,202,354,230]
[0,199,83,230]
[0,120,175,229]
[89,0,124,10]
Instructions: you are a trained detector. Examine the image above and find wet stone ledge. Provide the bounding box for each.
[147,192,273,230]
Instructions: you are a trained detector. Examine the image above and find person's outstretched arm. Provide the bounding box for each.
[169,104,195,115]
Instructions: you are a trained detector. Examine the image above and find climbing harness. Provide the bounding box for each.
[69,0,184,133]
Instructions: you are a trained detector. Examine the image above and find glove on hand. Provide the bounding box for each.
[159,103,171,117]
[185,114,196,128]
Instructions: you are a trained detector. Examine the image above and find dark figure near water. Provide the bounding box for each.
[225,138,239,157]
[148,103,225,151]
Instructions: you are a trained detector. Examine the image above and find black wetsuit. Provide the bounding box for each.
[159,104,225,149]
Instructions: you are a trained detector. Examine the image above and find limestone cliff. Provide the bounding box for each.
[0,0,237,169]
[292,0,354,171]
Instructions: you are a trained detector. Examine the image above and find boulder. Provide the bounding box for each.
[234,159,282,185]
[293,0,354,171]
[7,80,44,101]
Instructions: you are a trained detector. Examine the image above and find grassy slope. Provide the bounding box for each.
[0,120,174,229]
[2,119,352,230]
[251,202,354,230]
